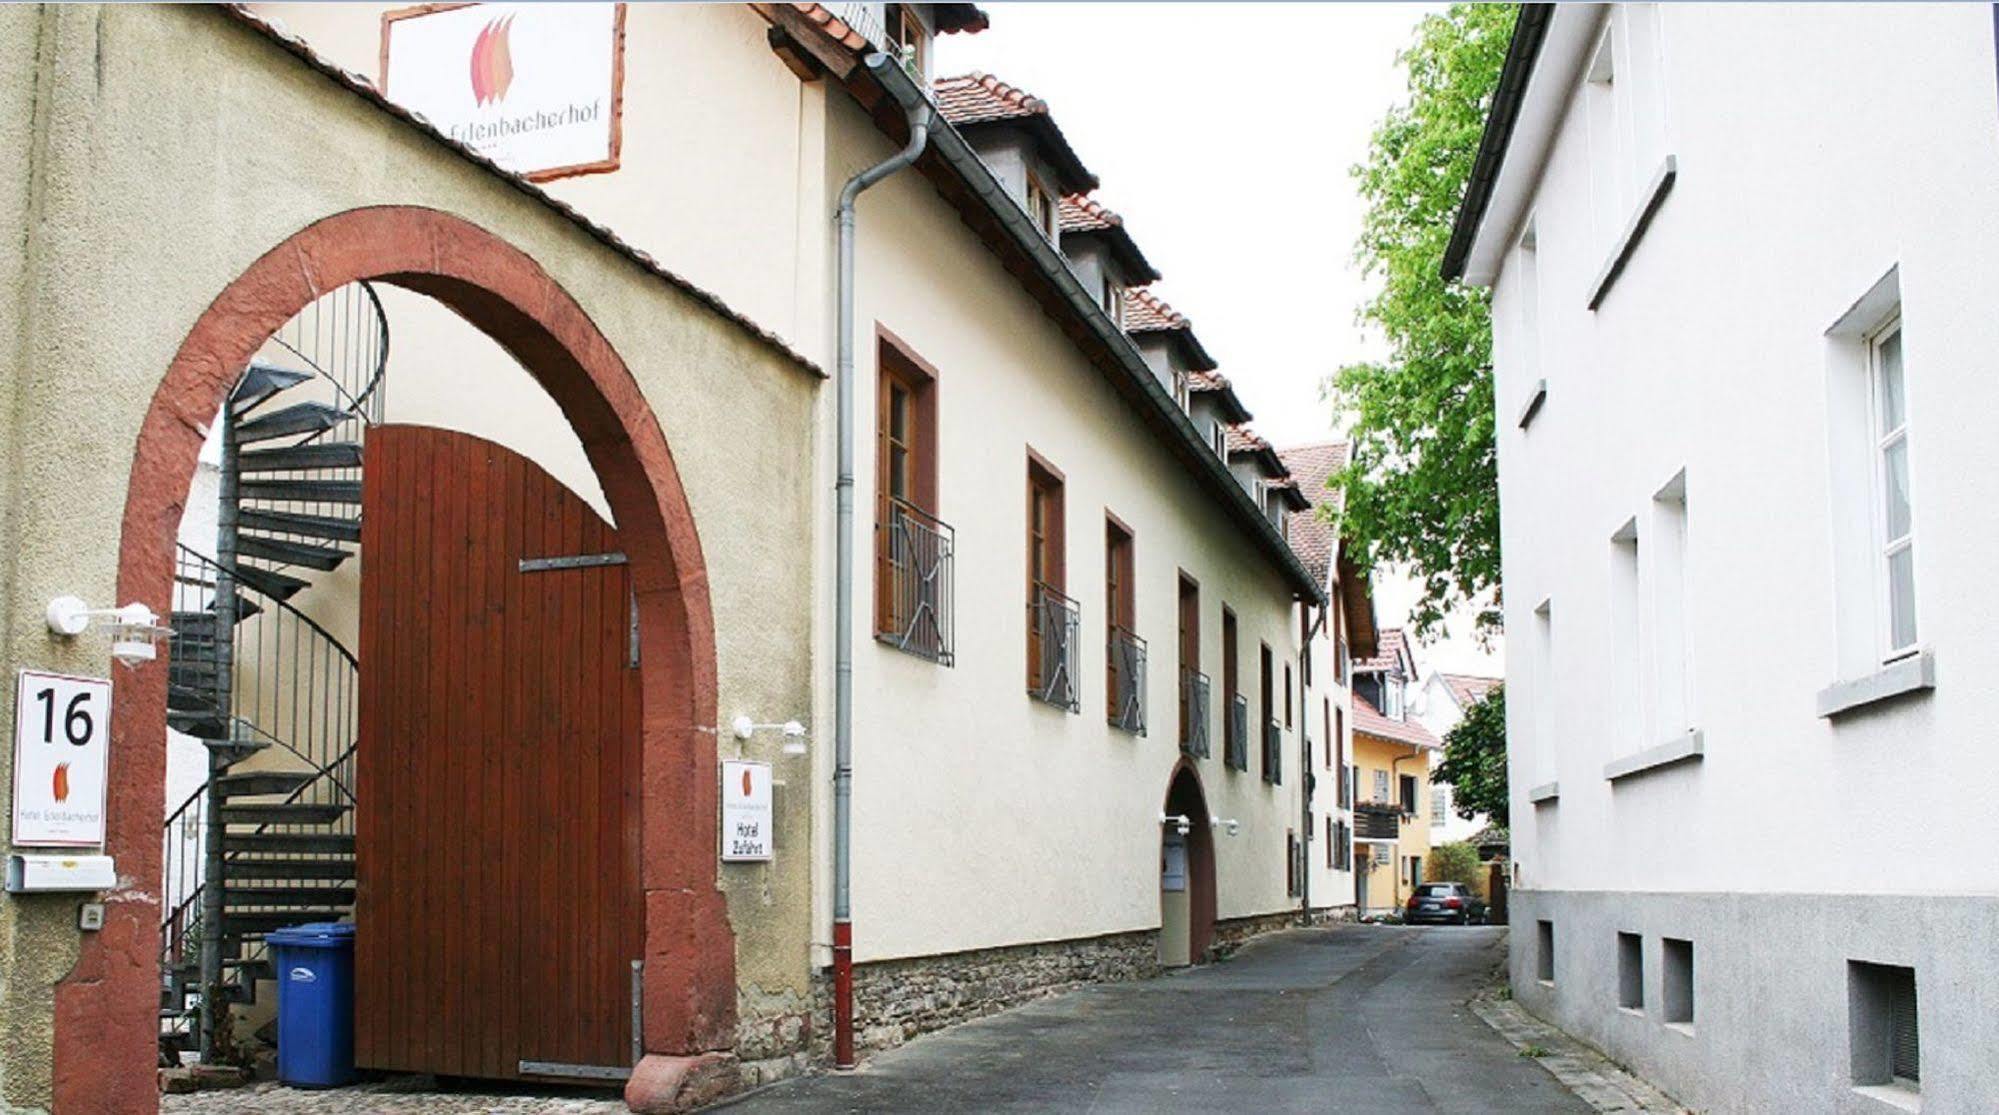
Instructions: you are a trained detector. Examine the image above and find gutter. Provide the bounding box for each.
[832,53,933,1071]
[1440,4,1555,282]
[864,59,1325,605]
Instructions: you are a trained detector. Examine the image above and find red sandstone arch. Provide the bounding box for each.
[1162,760,1217,961]
[55,206,735,1112]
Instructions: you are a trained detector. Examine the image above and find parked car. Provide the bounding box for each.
[1405,882,1488,925]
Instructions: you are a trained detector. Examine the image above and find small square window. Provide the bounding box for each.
[1617,932,1644,1011]
[1662,937,1694,1028]
[1536,920,1555,984]
[1850,961,1920,1092]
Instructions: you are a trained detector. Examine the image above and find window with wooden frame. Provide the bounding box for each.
[1284,663,1293,729]
[1260,642,1279,784]
[1026,452,1076,709]
[883,3,927,80]
[1177,574,1205,755]
[1101,275,1125,326]
[1221,606,1243,770]
[875,332,949,663]
[1105,515,1142,732]
[1024,173,1059,241]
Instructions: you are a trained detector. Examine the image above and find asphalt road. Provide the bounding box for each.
[724,925,1590,1113]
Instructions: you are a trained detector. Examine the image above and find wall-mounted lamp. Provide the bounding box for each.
[731,715,809,756]
[1211,816,1241,837]
[1158,812,1192,837]
[46,596,169,668]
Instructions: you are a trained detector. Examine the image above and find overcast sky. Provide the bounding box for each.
[937,4,1503,678]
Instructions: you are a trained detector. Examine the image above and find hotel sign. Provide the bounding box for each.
[382,2,626,182]
[720,760,773,862]
[12,671,111,848]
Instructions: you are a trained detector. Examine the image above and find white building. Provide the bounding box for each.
[1449,4,1999,1110]
[1414,671,1498,846]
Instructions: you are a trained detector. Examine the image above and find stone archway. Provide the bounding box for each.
[54,206,735,1112]
[1162,760,1217,964]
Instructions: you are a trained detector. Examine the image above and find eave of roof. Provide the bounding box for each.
[934,72,1099,194]
[1124,288,1218,372]
[221,5,822,379]
[932,4,990,34]
[1058,195,1162,284]
[1337,547,1379,661]
[835,54,1322,602]
[1352,692,1440,751]
[1441,4,1554,282]
[1187,372,1252,422]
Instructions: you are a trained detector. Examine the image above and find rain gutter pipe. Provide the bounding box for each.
[833,53,931,1072]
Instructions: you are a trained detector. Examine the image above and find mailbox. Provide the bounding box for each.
[6,853,115,893]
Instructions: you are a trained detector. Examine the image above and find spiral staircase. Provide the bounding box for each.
[158,282,386,1065]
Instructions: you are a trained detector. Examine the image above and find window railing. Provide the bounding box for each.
[1354,799,1401,841]
[1027,582,1080,712]
[1225,692,1249,771]
[876,499,954,666]
[1263,718,1283,785]
[1179,668,1210,758]
[1108,626,1146,735]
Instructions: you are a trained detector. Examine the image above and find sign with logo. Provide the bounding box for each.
[381,2,626,182]
[719,759,772,862]
[12,671,111,848]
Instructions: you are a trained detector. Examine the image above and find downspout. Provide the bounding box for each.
[1391,743,1427,906]
[833,55,931,1071]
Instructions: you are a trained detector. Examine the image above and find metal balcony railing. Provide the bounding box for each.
[1179,668,1210,758]
[876,499,954,665]
[1354,799,1402,841]
[1263,718,1283,785]
[1108,627,1146,735]
[1225,692,1249,771]
[1027,583,1080,712]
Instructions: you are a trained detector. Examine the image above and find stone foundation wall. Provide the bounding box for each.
[1209,909,1306,957]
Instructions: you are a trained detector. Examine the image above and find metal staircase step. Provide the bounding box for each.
[224,885,355,908]
[167,684,220,713]
[232,402,346,444]
[237,508,362,544]
[223,857,355,881]
[218,802,349,825]
[236,442,363,473]
[219,910,348,939]
[214,771,314,798]
[224,832,354,855]
[236,534,352,572]
[228,563,309,602]
[231,363,313,414]
[238,478,363,505]
[204,737,271,766]
[167,711,232,740]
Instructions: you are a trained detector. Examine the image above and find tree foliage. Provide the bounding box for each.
[1425,841,1485,892]
[1434,685,1507,828]
[1330,4,1515,639]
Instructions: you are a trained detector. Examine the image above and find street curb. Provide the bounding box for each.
[1470,995,1692,1113]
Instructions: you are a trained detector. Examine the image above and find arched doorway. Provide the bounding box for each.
[56,207,735,1112]
[1159,761,1216,966]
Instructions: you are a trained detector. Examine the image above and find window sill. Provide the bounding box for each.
[1536,979,1555,990]
[1817,650,1935,718]
[1516,379,1548,429]
[1604,730,1704,783]
[1587,154,1678,311]
[1528,781,1560,806]
[1616,1006,1644,1019]
[1664,1021,1695,1039]
[1853,1082,1922,1114]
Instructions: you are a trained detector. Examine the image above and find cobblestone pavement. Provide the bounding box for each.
[161,1077,626,1114]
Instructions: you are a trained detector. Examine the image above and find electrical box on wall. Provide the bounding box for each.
[6,853,115,893]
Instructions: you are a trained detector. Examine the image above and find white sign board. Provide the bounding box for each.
[382,2,626,181]
[720,760,772,862]
[1160,833,1187,893]
[12,671,112,848]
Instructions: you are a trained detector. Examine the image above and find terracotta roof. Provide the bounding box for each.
[1187,370,1228,391]
[1059,194,1119,233]
[1223,423,1267,455]
[1353,628,1414,677]
[1352,692,1441,751]
[932,4,991,34]
[1059,195,1161,282]
[932,72,1097,193]
[1276,442,1348,587]
[1438,672,1501,710]
[1123,286,1189,332]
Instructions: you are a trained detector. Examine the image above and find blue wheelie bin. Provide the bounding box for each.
[265,922,356,1088]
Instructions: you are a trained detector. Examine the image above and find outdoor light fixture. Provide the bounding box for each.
[731,715,810,756]
[1211,816,1242,837]
[45,596,170,668]
[1159,812,1193,836]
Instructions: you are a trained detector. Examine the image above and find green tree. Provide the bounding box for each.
[1425,840,1484,892]
[1434,686,1507,828]
[1330,4,1516,639]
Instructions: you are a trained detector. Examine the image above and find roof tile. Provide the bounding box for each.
[1353,691,1441,751]
[1276,441,1348,586]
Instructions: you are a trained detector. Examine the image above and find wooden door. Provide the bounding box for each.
[356,424,642,1080]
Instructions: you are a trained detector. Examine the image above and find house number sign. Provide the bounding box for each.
[720,759,772,862]
[12,671,111,848]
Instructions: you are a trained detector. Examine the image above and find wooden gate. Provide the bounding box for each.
[355,424,642,1080]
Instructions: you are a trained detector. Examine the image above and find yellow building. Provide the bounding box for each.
[1347,631,1441,915]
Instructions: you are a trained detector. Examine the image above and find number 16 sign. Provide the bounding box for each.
[13,671,111,847]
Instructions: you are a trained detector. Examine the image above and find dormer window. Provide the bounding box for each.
[884,4,929,81]
[1385,678,1405,720]
[1101,276,1125,326]
[1173,371,1190,411]
[1211,422,1227,459]
[1025,173,1059,241]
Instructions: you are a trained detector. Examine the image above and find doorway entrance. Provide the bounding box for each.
[1159,763,1216,966]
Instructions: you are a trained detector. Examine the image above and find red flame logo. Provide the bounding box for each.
[740,769,753,798]
[52,762,70,804]
[469,15,516,106]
